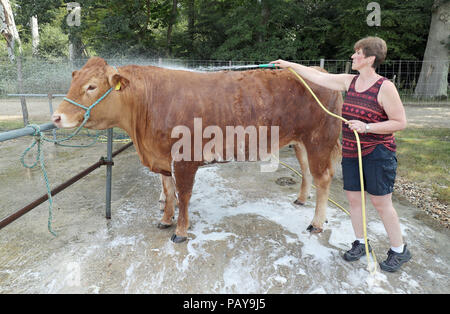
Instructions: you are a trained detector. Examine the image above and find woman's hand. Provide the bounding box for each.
[270,59,293,69]
[346,120,368,133]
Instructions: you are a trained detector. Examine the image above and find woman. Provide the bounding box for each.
[271,36,411,272]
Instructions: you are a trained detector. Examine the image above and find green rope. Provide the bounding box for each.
[21,124,57,236]
[20,120,103,236]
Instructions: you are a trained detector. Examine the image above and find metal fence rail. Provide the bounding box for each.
[0,122,56,142]
[0,124,133,232]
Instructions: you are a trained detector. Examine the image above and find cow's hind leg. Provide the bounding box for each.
[307,169,332,233]
[171,162,199,243]
[293,142,313,206]
[158,174,166,211]
[305,144,336,233]
[158,174,177,229]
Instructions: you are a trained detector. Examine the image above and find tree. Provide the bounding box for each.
[208,0,306,61]
[186,0,195,53]
[414,0,449,99]
[331,0,434,61]
[166,0,178,56]
[0,0,22,60]
[30,15,39,56]
[0,0,28,125]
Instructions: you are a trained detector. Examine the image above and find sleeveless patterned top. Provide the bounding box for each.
[342,75,396,158]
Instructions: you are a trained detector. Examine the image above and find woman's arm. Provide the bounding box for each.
[270,59,354,92]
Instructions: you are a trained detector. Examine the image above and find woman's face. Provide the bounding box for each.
[351,49,373,71]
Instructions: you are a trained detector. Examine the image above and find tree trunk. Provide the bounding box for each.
[187,0,195,53]
[166,0,178,56]
[1,0,29,125]
[258,0,270,43]
[414,0,449,99]
[69,32,84,69]
[0,0,22,60]
[31,15,39,57]
[16,55,28,126]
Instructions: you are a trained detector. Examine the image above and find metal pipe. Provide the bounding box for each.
[48,93,57,141]
[0,122,56,142]
[7,94,66,97]
[112,142,133,158]
[0,142,133,231]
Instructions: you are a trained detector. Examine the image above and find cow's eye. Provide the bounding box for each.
[87,85,97,92]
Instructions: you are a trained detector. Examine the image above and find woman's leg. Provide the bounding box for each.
[369,193,403,247]
[346,190,364,239]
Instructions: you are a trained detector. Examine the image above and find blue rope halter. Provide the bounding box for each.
[62,66,119,129]
[63,87,113,124]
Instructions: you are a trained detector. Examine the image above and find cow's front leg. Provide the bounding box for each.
[170,162,199,243]
[158,174,177,229]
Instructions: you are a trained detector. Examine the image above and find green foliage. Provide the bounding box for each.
[37,23,69,60]
[3,0,437,61]
[0,37,9,59]
[331,0,434,60]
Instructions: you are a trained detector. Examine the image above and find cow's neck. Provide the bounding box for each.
[113,66,157,160]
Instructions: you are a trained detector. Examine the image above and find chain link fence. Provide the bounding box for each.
[1,57,448,102]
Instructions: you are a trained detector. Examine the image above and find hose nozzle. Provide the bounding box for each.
[258,63,277,68]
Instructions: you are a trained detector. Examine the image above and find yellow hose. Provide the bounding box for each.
[286,67,377,274]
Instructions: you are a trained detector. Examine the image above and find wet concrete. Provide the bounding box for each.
[0,136,449,293]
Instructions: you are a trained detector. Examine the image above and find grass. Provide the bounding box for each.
[0,120,28,132]
[396,127,450,205]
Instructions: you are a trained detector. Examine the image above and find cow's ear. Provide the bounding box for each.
[109,73,130,91]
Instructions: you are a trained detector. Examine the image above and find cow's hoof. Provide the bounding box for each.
[157,222,172,229]
[293,199,305,206]
[307,224,323,233]
[171,234,187,243]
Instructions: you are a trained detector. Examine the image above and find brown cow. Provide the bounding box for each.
[52,57,342,243]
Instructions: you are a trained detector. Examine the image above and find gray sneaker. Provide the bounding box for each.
[343,240,372,262]
[379,244,412,272]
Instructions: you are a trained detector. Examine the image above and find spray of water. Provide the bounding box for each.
[194,64,261,72]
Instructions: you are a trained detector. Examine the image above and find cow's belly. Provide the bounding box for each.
[142,157,172,176]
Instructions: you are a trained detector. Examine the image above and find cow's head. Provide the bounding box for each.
[52,57,129,130]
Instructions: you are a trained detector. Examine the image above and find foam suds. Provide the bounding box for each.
[2,161,447,294]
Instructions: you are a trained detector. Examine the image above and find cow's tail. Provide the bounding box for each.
[329,88,343,173]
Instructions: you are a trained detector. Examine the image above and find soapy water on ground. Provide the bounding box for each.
[0,140,448,293]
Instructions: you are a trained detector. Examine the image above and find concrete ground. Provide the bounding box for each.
[0,133,449,293]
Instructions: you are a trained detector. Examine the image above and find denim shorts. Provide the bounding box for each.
[341,144,397,196]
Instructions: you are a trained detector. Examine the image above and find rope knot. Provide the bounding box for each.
[28,124,42,138]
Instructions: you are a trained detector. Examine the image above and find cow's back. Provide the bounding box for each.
[143,67,341,138]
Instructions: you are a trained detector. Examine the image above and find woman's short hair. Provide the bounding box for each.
[354,37,387,69]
